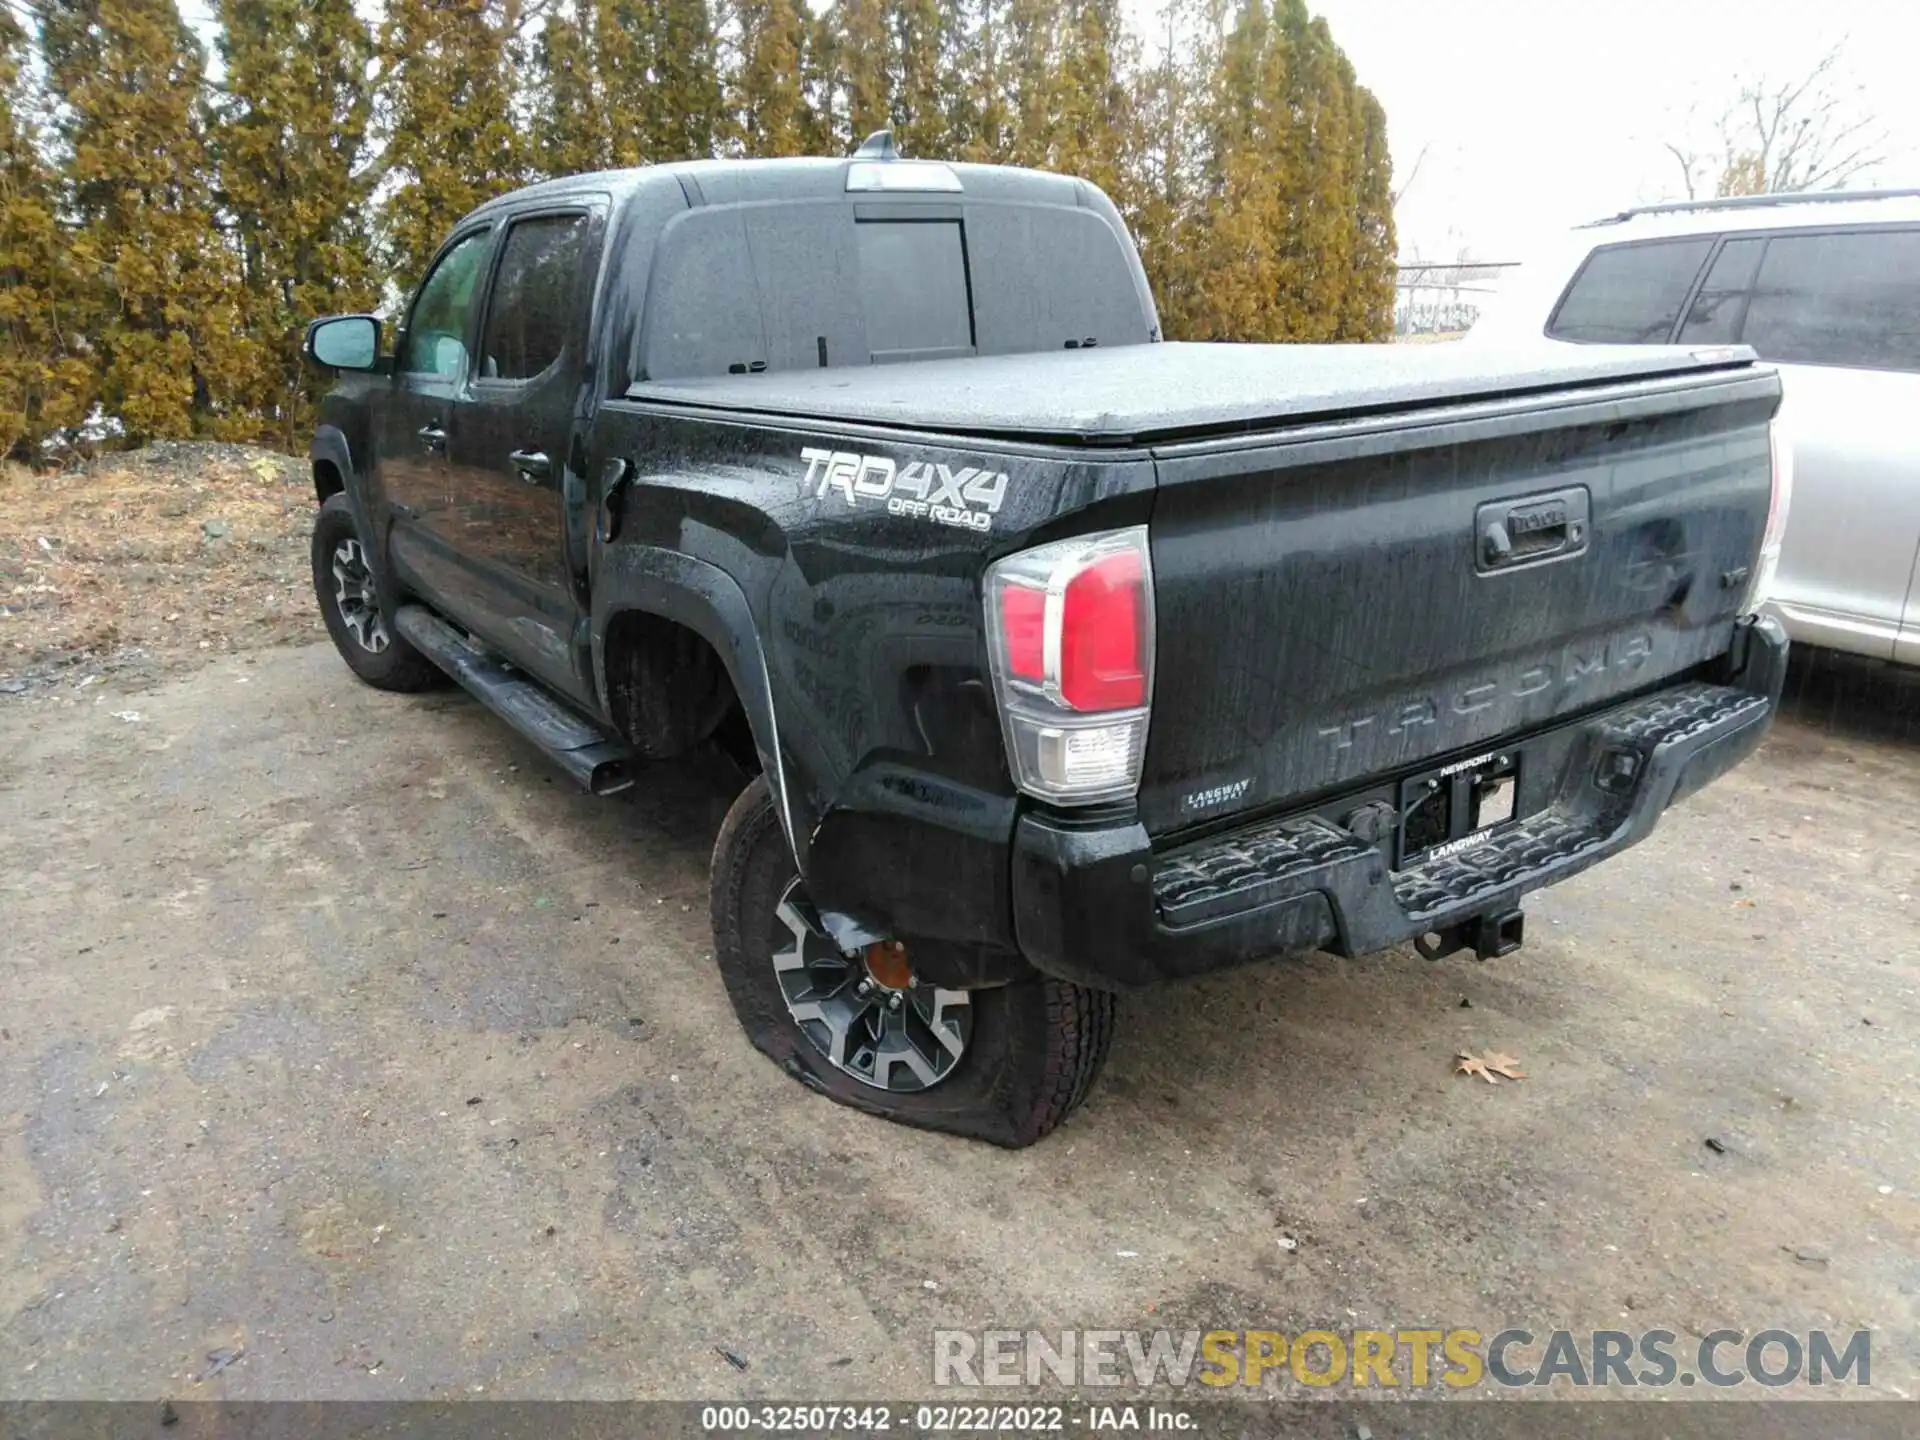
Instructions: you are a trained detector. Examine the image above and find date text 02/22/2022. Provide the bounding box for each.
[697,1403,1197,1431]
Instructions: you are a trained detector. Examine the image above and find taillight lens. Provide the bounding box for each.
[984,527,1155,804]
[1744,415,1794,614]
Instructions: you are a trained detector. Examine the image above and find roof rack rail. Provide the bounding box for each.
[1581,188,1920,227]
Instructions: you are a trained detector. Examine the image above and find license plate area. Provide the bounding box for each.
[1397,751,1521,869]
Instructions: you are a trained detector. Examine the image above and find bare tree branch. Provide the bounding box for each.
[1391,139,1430,208]
[1661,42,1885,201]
[1710,43,1886,196]
[1663,140,1701,201]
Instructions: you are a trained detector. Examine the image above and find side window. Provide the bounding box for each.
[479,213,592,381]
[1677,237,1766,344]
[1547,239,1714,344]
[1738,230,1920,372]
[401,230,492,379]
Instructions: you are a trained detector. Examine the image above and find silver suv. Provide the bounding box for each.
[1470,191,1920,667]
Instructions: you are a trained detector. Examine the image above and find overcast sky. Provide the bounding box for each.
[1301,0,1920,262]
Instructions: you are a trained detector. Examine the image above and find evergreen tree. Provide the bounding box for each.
[1124,0,1203,328]
[376,0,526,287]
[1039,0,1133,200]
[1343,84,1396,340]
[212,0,379,447]
[534,5,602,175]
[830,0,890,148]
[884,0,949,158]
[732,0,823,155]
[537,0,721,175]
[1161,0,1286,341]
[0,8,91,460]
[945,0,1011,162]
[1270,2,1350,341]
[36,0,245,443]
[13,0,1397,453]
[997,0,1057,167]
[1152,0,1394,344]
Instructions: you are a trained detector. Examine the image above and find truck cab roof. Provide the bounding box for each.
[459,154,1104,227]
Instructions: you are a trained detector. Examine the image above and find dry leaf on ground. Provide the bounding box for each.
[1455,1053,1496,1083]
[1455,1050,1527,1083]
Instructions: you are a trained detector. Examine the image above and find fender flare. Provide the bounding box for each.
[592,545,801,865]
[309,425,400,618]
[309,426,358,505]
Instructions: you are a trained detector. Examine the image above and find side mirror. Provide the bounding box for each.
[304,314,383,371]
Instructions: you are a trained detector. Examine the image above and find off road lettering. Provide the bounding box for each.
[803,446,1010,533]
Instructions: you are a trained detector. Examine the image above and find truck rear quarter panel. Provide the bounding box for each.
[585,402,1155,956]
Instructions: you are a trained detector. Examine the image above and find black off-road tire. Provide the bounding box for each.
[311,495,444,692]
[710,776,1115,1147]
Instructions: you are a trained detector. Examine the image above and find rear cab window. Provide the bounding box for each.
[1547,239,1714,343]
[632,195,1153,384]
[856,219,974,362]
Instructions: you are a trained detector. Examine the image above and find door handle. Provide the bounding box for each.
[509,449,550,481]
[416,422,446,453]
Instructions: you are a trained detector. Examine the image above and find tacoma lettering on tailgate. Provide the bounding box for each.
[1316,632,1656,757]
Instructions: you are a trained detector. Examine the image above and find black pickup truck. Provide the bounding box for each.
[303,142,1791,1146]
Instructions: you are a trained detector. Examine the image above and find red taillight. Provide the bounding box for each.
[1059,550,1146,710]
[1000,583,1047,683]
[984,527,1155,805]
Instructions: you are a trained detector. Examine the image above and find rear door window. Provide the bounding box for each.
[1547,239,1714,343]
[1676,237,1766,345]
[1737,229,1920,372]
[479,213,591,381]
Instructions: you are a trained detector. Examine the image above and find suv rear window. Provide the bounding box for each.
[1547,239,1713,344]
[1736,229,1920,372]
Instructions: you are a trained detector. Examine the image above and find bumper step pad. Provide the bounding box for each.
[1152,681,1771,949]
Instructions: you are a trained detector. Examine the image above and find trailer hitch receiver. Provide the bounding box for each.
[1414,907,1526,961]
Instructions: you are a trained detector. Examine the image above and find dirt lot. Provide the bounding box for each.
[2,458,1918,1409]
[1,443,319,696]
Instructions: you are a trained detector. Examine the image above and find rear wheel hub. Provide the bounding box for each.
[768,882,971,1092]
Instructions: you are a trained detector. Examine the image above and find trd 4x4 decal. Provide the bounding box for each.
[801,447,1009,533]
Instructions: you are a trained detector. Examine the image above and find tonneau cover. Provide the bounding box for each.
[625,339,1759,446]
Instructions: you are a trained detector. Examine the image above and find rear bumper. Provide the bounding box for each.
[1009,615,1788,990]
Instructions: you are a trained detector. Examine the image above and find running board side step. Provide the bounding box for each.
[392,604,635,797]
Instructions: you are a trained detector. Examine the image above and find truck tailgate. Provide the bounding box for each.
[1138,366,1781,837]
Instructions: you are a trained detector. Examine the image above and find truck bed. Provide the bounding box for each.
[626,339,1758,446]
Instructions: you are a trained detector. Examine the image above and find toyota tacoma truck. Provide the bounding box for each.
[301,140,1792,1147]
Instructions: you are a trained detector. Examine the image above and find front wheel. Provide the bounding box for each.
[709,777,1115,1147]
[311,495,444,692]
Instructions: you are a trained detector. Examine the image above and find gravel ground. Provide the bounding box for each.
[1,620,1917,1411]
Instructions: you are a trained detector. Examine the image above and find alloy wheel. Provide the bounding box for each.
[768,882,971,1092]
[330,538,390,654]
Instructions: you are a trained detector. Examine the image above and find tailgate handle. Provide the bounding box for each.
[1476,488,1589,574]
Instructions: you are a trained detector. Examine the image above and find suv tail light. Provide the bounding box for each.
[1744,416,1795,614]
[984,526,1155,804]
